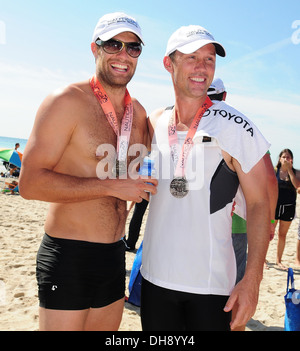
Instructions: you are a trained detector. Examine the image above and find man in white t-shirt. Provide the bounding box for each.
[140,25,271,331]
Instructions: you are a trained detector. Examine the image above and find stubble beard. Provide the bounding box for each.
[96,65,135,90]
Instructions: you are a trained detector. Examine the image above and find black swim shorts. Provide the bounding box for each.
[36,233,126,310]
[275,203,296,222]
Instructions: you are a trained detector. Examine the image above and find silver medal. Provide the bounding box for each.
[170,177,189,198]
[112,160,127,177]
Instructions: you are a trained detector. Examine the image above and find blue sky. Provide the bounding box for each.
[0,0,299,167]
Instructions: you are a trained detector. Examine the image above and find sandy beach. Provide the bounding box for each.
[0,176,299,331]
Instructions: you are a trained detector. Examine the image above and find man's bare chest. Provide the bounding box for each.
[75,103,145,167]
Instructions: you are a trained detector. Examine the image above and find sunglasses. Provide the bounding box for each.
[95,38,142,58]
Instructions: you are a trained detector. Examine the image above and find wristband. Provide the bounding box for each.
[271,219,275,224]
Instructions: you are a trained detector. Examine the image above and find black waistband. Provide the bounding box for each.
[43,233,125,249]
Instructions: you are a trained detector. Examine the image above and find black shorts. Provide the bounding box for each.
[141,278,231,331]
[36,234,126,310]
[275,203,296,222]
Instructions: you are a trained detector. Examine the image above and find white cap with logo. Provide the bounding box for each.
[165,25,225,57]
[92,12,144,44]
[207,78,226,95]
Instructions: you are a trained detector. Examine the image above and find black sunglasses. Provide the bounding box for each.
[95,38,142,58]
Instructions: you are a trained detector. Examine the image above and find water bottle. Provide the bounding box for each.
[138,156,155,184]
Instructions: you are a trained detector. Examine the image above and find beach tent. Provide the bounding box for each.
[0,148,22,168]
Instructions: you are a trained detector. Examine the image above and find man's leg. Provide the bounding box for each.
[39,307,89,331]
[276,220,292,268]
[84,298,124,331]
[141,278,185,331]
[39,298,124,331]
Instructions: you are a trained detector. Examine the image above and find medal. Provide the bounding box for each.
[170,177,189,198]
[168,96,212,198]
[90,76,133,178]
[112,160,127,177]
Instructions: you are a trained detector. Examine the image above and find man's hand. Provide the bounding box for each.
[224,276,260,330]
[107,177,158,203]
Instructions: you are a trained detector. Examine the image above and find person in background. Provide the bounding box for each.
[274,149,300,269]
[125,199,148,251]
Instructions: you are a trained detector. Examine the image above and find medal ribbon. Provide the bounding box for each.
[90,75,133,162]
[168,96,212,178]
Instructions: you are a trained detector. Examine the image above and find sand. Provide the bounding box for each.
[0,176,299,331]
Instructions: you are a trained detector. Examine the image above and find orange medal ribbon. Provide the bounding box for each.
[168,96,212,178]
[90,75,133,163]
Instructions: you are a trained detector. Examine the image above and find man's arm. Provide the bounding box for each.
[224,157,270,330]
[19,87,157,203]
[263,153,278,239]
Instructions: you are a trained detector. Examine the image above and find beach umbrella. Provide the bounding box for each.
[0,148,22,168]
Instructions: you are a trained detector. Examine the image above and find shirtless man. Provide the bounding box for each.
[19,12,157,331]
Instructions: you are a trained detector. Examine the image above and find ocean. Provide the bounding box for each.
[0,135,28,172]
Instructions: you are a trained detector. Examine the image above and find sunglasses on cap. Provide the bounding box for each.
[95,38,142,58]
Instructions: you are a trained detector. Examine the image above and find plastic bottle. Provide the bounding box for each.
[138,156,155,184]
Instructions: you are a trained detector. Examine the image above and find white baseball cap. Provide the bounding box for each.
[207,78,226,95]
[165,25,225,57]
[92,12,144,44]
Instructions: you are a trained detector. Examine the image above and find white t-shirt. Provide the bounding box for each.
[141,101,270,296]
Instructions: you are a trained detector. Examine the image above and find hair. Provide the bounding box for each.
[168,51,177,62]
[276,148,293,168]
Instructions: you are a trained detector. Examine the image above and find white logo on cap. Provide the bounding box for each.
[187,29,214,40]
[107,16,139,29]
